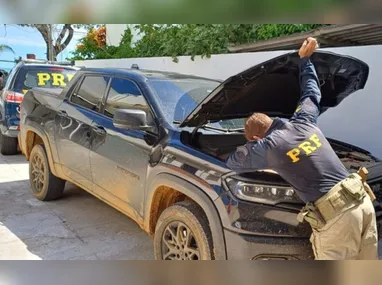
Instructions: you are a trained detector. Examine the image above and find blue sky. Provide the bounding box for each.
[0,25,87,71]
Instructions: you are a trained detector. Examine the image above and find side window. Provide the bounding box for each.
[104,78,148,118]
[70,76,110,112]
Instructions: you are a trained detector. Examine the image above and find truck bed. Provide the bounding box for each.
[31,87,63,97]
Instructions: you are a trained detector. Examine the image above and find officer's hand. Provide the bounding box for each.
[299,37,318,58]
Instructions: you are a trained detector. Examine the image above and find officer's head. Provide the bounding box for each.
[245,113,273,141]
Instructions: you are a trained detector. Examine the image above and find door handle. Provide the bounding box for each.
[57,110,68,117]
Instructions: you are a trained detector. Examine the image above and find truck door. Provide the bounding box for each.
[55,75,111,190]
[89,77,157,215]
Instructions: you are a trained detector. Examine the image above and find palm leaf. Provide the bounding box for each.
[0,44,14,54]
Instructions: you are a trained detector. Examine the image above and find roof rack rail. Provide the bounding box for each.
[15,57,75,66]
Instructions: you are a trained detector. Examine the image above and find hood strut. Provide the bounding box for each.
[191,123,204,143]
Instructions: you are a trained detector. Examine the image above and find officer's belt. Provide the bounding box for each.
[298,173,371,228]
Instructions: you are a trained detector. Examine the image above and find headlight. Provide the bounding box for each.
[225,178,301,205]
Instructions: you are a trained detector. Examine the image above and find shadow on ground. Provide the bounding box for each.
[0,154,154,260]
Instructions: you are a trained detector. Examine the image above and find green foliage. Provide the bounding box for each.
[253,24,330,41]
[69,24,331,62]
[69,27,135,61]
[0,44,14,54]
[133,24,255,61]
[72,24,100,31]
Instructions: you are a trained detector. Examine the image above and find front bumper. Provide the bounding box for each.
[1,115,20,138]
[224,229,313,260]
[3,129,19,138]
[0,117,19,137]
[216,189,313,260]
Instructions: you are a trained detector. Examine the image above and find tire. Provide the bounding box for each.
[29,144,66,201]
[0,133,18,155]
[154,201,214,260]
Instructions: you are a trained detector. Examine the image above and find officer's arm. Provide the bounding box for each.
[290,57,321,124]
[226,141,268,173]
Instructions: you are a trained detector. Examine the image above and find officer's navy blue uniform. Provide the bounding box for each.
[227,57,349,203]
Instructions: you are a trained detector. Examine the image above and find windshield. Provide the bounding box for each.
[14,66,77,94]
[149,77,245,130]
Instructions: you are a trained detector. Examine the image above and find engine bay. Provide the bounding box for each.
[181,130,379,173]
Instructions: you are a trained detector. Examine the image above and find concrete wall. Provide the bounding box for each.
[105,24,142,46]
[76,45,382,159]
[105,24,127,46]
[76,50,287,80]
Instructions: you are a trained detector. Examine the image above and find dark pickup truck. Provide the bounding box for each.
[19,51,382,260]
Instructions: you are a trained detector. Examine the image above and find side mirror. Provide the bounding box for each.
[113,109,151,131]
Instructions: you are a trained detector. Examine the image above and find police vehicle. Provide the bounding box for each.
[0,57,79,155]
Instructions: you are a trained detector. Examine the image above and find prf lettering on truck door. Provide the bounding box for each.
[286,133,323,163]
[36,73,75,87]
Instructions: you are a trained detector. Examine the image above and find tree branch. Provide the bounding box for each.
[55,24,74,54]
[56,24,69,46]
[35,24,49,44]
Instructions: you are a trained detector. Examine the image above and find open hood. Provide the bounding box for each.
[179,51,369,128]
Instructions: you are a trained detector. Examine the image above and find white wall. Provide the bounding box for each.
[315,45,382,160]
[105,24,142,46]
[76,50,287,80]
[105,24,127,46]
[76,45,382,159]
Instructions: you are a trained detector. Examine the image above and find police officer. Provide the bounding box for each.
[227,38,378,260]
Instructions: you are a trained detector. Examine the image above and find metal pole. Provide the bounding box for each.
[47,25,50,60]
[48,24,53,61]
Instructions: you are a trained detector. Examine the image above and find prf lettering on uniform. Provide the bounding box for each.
[37,73,74,87]
[286,134,322,163]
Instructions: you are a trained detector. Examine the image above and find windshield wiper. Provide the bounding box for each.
[173,121,244,133]
[226,128,245,133]
[174,120,224,131]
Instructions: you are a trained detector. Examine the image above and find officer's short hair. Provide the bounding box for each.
[245,113,273,141]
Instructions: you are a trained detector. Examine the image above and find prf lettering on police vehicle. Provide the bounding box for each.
[37,73,74,87]
[286,133,322,163]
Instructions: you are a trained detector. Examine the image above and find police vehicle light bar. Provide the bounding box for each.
[15,57,75,66]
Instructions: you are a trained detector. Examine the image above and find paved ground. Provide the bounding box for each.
[0,153,154,260]
[1,153,380,260]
